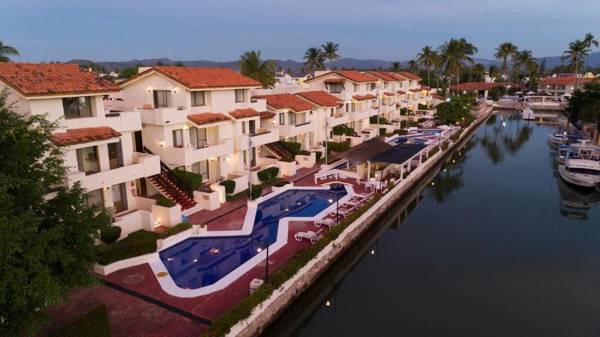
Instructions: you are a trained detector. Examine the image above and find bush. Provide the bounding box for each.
[157,197,176,208]
[298,150,311,156]
[250,185,262,200]
[100,226,121,244]
[326,140,350,152]
[315,151,322,162]
[97,230,158,265]
[158,223,192,239]
[226,189,247,201]
[173,168,203,190]
[257,167,279,183]
[201,193,383,337]
[395,129,408,135]
[332,125,354,136]
[379,128,386,136]
[220,180,236,195]
[281,141,302,155]
[418,103,429,110]
[49,305,110,337]
[369,116,390,124]
[428,146,440,156]
[441,141,449,151]
[273,180,289,187]
[400,108,409,115]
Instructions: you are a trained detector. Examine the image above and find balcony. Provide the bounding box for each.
[138,106,188,125]
[157,139,234,167]
[278,121,313,138]
[329,112,349,127]
[235,128,280,150]
[67,152,160,191]
[104,110,142,132]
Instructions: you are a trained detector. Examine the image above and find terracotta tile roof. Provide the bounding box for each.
[432,93,445,100]
[121,66,261,89]
[307,70,377,83]
[387,72,410,81]
[51,127,121,146]
[420,85,431,90]
[409,88,422,92]
[368,71,398,81]
[187,112,230,126]
[539,76,595,86]
[0,63,119,97]
[383,92,395,96]
[324,78,345,84]
[254,93,314,112]
[352,94,377,101]
[229,108,261,119]
[295,90,342,107]
[450,82,515,91]
[397,90,406,94]
[397,71,422,81]
[259,111,276,119]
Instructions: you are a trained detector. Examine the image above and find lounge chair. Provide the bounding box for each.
[314,218,337,228]
[294,230,323,244]
[329,207,353,218]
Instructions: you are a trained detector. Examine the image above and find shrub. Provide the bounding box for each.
[281,141,302,155]
[315,151,322,162]
[173,168,203,190]
[400,108,409,115]
[257,167,279,183]
[441,141,449,151]
[157,197,176,208]
[379,128,386,136]
[332,125,354,136]
[220,180,236,195]
[369,116,390,124]
[100,226,121,244]
[97,230,158,265]
[49,305,110,337]
[158,222,192,239]
[326,140,350,152]
[273,180,289,187]
[395,129,408,135]
[418,103,429,110]
[428,146,440,156]
[250,185,262,200]
[298,150,311,156]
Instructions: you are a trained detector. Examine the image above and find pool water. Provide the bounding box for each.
[158,184,347,289]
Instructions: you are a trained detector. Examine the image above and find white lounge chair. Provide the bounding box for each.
[294,230,323,244]
[314,218,337,228]
[330,207,353,218]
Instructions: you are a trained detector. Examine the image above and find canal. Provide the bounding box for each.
[262,112,600,337]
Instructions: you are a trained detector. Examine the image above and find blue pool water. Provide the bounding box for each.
[158,184,347,289]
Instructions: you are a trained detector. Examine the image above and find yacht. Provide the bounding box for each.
[558,158,600,190]
[548,132,582,147]
[521,105,535,121]
[556,143,600,164]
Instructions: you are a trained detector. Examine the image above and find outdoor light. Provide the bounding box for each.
[325,300,331,307]
[502,122,507,127]
[167,257,175,262]
[146,86,152,93]
[256,247,263,253]
[193,258,198,263]
[370,249,375,255]
[209,247,220,255]
[328,199,333,203]
[432,182,435,186]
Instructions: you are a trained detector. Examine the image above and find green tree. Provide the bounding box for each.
[494,42,518,81]
[438,38,478,88]
[0,41,19,62]
[303,47,325,73]
[321,41,341,61]
[562,39,590,82]
[565,81,600,143]
[0,91,111,336]
[434,94,476,125]
[416,46,437,86]
[239,50,276,88]
[390,61,402,72]
[472,63,486,82]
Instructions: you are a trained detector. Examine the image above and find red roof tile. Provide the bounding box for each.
[255,93,314,112]
[51,127,121,146]
[397,71,422,81]
[387,72,410,81]
[187,113,230,126]
[450,82,515,91]
[121,66,261,89]
[368,71,398,81]
[307,70,377,83]
[0,63,119,97]
[397,90,406,94]
[229,108,261,119]
[383,92,395,96]
[295,90,342,107]
[539,76,595,86]
[324,78,344,84]
[352,94,377,101]
[259,111,276,119]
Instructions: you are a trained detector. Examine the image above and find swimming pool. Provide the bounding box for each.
[158,184,347,290]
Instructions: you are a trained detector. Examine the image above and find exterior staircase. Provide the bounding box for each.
[264,142,295,162]
[144,147,197,210]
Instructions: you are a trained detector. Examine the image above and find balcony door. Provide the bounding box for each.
[133,131,144,153]
[189,127,208,149]
[112,183,128,213]
[76,146,100,175]
[248,120,256,135]
[153,90,172,108]
[107,141,124,169]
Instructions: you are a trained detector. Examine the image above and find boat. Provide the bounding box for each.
[521,105,535,121]
[556,143,600,164]
[558,158,600,190]
[555,173,600,219]
[547,132,582,147]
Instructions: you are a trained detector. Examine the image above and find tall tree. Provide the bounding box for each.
[494,42,518,81]
[0,91,111,336]
[416,46,437,86]
[472,63,486,82]
[438,38,478,89]
[0,41,19,62]
[390,61,402,72]
[239,50,276,88]
[407,59,419,73]
[584,33,599,48]
[321,42,341,62]
[566,82,600,143]
[303,47,326,73]
[562,39,591,88]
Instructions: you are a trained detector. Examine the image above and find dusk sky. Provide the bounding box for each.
[3,0,599,63]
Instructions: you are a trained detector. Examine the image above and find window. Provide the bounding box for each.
[172,129,183,148]
[112,183,128,213]
[86,189,104,208]
[63,97,92,119]
[189,127,207,149]
[279,113,285,125]
[153,90,171,108]
[76,146,100,175]
[345,103,350,113]
[235,89,246,103]
[351,103,356,112]
[191,160,209,180]
[243,148,256,168]
[353,84,358,91]
[328,83,343,93]
[191,91,206,106]
[370,83,376,90]
[107,141,123,169]
[289,112,296,126]
[248,120,256,135]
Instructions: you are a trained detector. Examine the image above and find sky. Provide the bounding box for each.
[2,0,599,63]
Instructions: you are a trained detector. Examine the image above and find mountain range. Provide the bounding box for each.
[69,52,600,74]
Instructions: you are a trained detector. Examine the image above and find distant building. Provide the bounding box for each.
[538,74,597,97]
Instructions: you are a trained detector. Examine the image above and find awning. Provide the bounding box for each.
[370,144,427,164]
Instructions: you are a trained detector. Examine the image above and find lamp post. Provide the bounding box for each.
[256,241,269,283]
[247,133,253,200]
[325,115,329,165]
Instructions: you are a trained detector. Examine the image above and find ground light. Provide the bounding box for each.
[256,241,269,283]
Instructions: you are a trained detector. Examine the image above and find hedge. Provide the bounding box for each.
[428,146,440,157]
[281,141,302,155]
[441,141,449,151]
[250,185,262,200]
[97,230,158,265]
[157,222,192,239]
[100,226,121,244]
[326,140,350,153]
[157,197,176,208]
[332,125,354,136]
[315,151,323,162]
[49,305,110,337]
[220,180,236,195]
[226,189,247,201]
[395,129,408,135]
[418,103,429,110]
[201,193,382,337]
[257,167,279,183]
[173,168,203,189]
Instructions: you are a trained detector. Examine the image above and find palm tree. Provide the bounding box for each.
[407,59,419,73]
[416,46,437,86]
[390,61,401,72]
[438,38,478,89]
[488,65,501,81]
[494,42,518,81]
[513,50,533,82]
[563,39,591,87]
[584,33,599,48]
[472,63,486,82]
[304,47,326,73]
[0,41,19,62]
[239,50,276,88]
[321,42,341,62]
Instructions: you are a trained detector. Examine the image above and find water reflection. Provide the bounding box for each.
[480,113,533,164]
[428,140,474,203]
[555,173,600,220]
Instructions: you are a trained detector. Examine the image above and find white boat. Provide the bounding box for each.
[556,143,600,164]
[521,105,535,120]
[548,132,582,147]
[558,158,600,189]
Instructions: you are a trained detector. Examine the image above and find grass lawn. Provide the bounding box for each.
[49,304,110,337]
